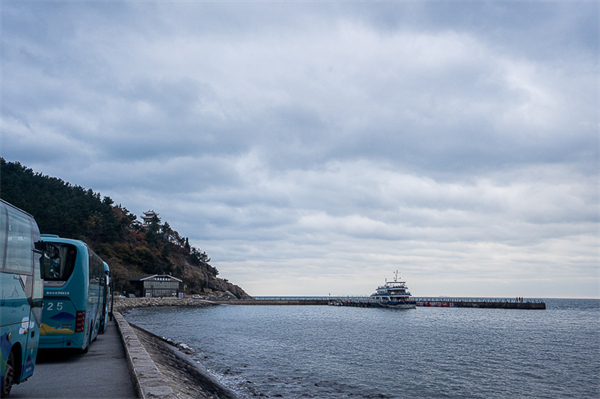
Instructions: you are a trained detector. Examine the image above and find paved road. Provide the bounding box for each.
[10,319,137,399]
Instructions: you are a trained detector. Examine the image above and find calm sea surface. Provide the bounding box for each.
[125,299,599,398]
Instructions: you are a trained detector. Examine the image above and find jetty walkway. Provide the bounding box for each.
[332,297,546,309]
[212,296,546,309]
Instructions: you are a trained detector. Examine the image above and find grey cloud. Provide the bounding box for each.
[4,2,595,176]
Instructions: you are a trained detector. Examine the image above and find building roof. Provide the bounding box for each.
[141,210,161,224]
[130,274,183,283]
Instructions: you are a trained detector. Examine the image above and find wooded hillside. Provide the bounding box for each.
[0,158,249,298]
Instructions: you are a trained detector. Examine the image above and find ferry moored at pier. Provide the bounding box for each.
[369,271,416,309]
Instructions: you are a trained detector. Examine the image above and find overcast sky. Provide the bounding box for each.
[1,1,598,298]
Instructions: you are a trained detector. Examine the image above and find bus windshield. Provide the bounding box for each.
[5,209,34,274]
[42,243,77,281]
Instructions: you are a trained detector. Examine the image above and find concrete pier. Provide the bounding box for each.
[213,297,546,309]
[414,298,546,309]
[331,297,546,309]
[213,298,330,305]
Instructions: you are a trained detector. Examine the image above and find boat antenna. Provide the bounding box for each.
[394,270,399,282]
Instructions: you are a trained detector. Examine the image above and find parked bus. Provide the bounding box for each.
[38,235,105,353]
[98,262,112,334]
[0,199,45,398]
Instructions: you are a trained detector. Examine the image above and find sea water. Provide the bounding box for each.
[125,299,599,398]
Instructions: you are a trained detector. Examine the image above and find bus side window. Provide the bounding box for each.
[63,246,77,279]
[0,204,6,271]
[5,206,34,275]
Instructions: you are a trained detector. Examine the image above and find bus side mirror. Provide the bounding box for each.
[33,240,46,253]
[34,241,56,255]
[34,241,47,276]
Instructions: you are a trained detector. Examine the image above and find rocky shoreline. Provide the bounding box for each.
[113,296,219,313]
[115,297,239,399]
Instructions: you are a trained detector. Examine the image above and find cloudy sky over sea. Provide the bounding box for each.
[2,1,598,297]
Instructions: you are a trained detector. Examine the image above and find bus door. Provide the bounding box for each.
[99,263,111,334]
[2,204,44,383]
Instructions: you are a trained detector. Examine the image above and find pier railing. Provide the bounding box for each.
[329,297,546,309]
[251,296,344,301]
[412,297,545,304]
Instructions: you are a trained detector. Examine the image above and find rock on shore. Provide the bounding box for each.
[113,296,217,313]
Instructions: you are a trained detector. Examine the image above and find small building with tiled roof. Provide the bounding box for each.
[130,274,183,297]
[141,210,160,225]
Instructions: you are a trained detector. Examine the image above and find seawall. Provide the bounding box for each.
[113,297,240,399]
[114,312,176,399]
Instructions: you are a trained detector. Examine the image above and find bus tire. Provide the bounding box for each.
[1,351,15,398]
[81,328,92,354]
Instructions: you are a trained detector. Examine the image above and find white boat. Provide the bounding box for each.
[370,271,416,309]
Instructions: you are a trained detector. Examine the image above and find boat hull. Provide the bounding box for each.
[370,300,416,309]
[383,301,416,309]
[386,304,416,309]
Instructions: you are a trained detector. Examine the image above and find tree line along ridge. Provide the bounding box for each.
[0,158,248,299]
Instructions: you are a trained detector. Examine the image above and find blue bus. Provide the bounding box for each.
[39,235,105,353]
[98,262,112,335]
[0,199,45,398]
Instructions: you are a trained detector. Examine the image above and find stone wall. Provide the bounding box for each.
[113,297,215,313]
[114,312,176,399]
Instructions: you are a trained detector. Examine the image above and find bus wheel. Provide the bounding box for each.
[81,329,92,354]
[1,352,15,398]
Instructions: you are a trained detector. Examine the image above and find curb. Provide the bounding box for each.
[128,323,240,399]
[113,312,176,399]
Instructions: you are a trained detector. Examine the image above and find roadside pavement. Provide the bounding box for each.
[10,319,137,399]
